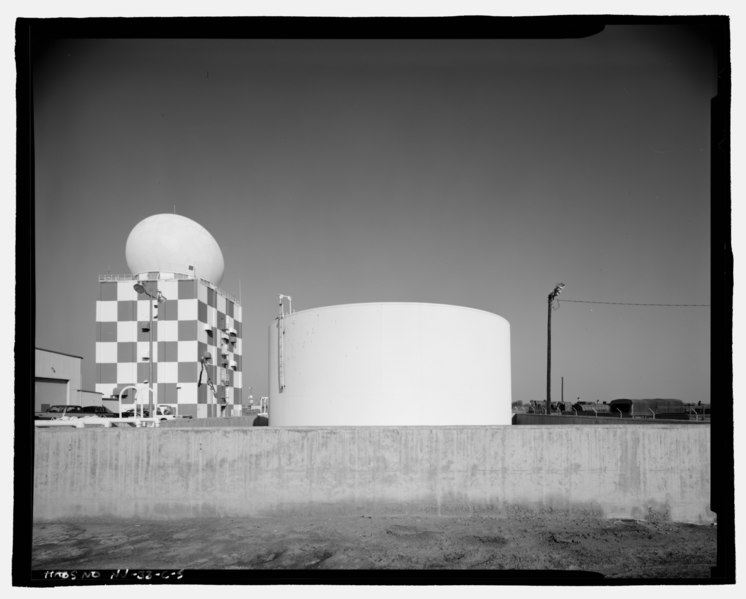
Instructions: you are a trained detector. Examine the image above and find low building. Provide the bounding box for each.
[35,347,83,411]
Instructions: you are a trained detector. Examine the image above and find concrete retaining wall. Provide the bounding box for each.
[33,425,713,523]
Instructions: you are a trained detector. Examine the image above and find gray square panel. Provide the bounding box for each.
[138,321,156,342]
[117,300,136,321]
[117,341,137,363]
[158,341,178,362]
[178,320,197,341]
[178,280,197,300]
[180,404,197,417]
[97,322,117,342]
[158,383,178,403]
[100,282,118,301]
[158,300,178,321]
[98,363,117,384]
[178,362,198,383]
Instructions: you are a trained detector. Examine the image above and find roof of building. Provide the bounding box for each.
[35,347,83,360]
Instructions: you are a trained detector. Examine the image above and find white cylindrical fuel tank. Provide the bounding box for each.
[268,302,511,426]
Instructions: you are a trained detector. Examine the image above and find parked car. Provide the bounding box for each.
[120,407,149,418]
[80,405,118,418]
[120,405,178,420]
[35,405,83,420]
[152,406,177,420]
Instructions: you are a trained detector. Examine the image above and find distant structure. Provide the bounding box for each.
[268,302,511,426]
[95,214,242,418]
[35,347,102,411]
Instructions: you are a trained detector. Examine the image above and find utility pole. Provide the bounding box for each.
[546,283,566,414]
[134,282,167,412]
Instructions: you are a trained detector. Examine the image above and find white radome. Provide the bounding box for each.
[125,214,225,284]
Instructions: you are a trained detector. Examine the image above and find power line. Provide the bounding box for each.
[560,299,710,307]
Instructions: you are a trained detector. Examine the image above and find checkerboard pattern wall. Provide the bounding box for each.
[96,276,242,419]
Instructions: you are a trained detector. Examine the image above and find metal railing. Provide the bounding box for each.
[98,274,141,282]
[98,273,240,305]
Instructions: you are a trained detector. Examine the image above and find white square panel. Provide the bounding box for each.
[198,324,208,344]
[137,300,152,322]
[207,305,217,327]
[217,294,226,313]
[138,341,151,361]
[197,282,208,303]
[117,321,138,343]
[159,280,178,300]
[157,320,178,341]
[234,304,242,322]
[177,384,198,404]
[97,342,118,363]
[157,362,178,383]
[178,298,197,321]
[117,282,138,301]
[177,341,198,363]
[117,363,137,384]
[97,301,118,322]
[234,371,242,389]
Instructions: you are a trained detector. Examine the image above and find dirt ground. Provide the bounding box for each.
[31,511,717,581]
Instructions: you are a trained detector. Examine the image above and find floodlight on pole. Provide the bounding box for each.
[546,282,566,415]
[134,282,168,411]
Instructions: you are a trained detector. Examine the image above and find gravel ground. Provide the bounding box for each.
[31,512,717,581]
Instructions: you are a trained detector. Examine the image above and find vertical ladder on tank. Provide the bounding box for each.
[278,294,292,393]
[278,315,285,393]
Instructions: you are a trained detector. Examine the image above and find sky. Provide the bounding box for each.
[31,23,718,406]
